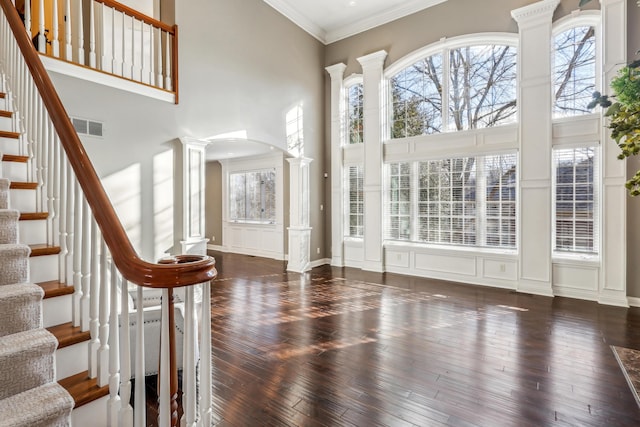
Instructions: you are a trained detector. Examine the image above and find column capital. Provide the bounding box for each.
[325,63,347,80]
[511,0,560,26]
[356,50,387,70]
[179,136,209,148]
[286,156,313,167]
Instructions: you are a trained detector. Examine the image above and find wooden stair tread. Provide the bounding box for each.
[38,280,74,299]
[0,129,20,139]
[1,154,28,163]
[29,244,61,256]
[47,322,90,349]
[20,212,49,221]
[0,93,5,99]
[0,110,11,118]
[59,371,109,408]
[9,181,37,190]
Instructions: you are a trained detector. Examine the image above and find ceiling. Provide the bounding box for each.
[264,0,448,44]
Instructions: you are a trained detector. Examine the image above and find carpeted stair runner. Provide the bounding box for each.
[0,137,73,423]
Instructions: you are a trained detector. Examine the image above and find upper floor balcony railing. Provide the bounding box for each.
[19,0,178,102]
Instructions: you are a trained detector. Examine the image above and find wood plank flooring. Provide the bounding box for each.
[151,251,640,426]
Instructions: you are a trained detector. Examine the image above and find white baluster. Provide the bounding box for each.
[158,289,170,427]
[98,238,110,386]
[148,23,155,86]
[121,11,130,78]
[49,122,59,249]
[89,0,96,67]
[80,196,91,331]
[164,31,171,90]
[113,8,119,75]
[38,0,45,53]
[52,0,59,57]
[89,218,100,378]
[140,21,147,84]
[156,27,162,88]
[108,260,121,425]
[73,180,84,328]
[181,285,197,427]
[64,0,72,60]
[134,285,146,427]
[119,278,134,427]
[77,0,84,64]
[131,16,137,81]
[199,281,212,425]
[100,3,111,73]
[65,157,74,286]
[24,0,31,44]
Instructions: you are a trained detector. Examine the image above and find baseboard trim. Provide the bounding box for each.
[310,258,331,269]
[627,297,640,308]
[207,244,227,252]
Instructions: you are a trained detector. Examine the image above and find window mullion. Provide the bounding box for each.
[476,156,487,247]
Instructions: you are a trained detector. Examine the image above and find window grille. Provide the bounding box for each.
[553,147,598,253]
[346,84,364,144]
[385,153,517,249]
[553,26,596,117]
[346,166,364,237]
[229,169,276,223]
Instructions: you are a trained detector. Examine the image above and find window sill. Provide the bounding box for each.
[552,252,600,266]
[384,240,517,258]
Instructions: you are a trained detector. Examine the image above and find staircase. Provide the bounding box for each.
[0,97,76,424]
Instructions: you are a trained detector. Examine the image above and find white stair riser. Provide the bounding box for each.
[55,341,88,380]
[29,253,59,283]
[9,188,36,212]
[1,160,27,182]
[43,293,72,328]
[0,115,13,129]
[71,395,109,427]
[19,218,46,245]
[0,136,23,156]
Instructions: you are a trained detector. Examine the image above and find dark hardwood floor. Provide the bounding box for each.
[159,251,640,426]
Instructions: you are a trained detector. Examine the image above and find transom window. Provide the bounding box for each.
[385,153,517,249]
[229,169,276,223]
[390,43,517,138]
[346,83,364,144]
[553,26,596,117]
[553,147,598,254]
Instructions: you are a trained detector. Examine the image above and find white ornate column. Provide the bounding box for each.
[511,0,559,296]
[178,137,209,255]
[325,63,347,267]
[357,50,387,273]
[287,157,313,272]
[599,0,628,306]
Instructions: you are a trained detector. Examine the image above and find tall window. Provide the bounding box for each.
[389,43,517,138]
[386,162,412,240]
[346,166,364,237]
[346,83,364,144]
[553,26,596,117]
[229,169,276,223]
[553,147,598,253]
[385,153,517,249]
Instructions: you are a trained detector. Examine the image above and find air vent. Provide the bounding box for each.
[71,117,104,137]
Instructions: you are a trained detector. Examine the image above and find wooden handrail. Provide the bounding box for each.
[94,0,174,33]
[0,0,216,288]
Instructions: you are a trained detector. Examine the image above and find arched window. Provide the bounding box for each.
[346,82,364,144]
[553,25,597,117]
[389,40,517,138]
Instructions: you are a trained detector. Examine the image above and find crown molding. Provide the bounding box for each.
[511,0,561,25]
[325,0,448,44]
[264,0,447,45]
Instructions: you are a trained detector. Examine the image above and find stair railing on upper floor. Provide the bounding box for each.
[0,1,213,426]
[21,0,178,101]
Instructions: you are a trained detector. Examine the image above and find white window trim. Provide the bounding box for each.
[343,74,364,147]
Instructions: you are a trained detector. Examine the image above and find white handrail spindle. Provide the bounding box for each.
[108,260,121,425]
[119,277,134,427]
[89,218,100,378]
[23,0,30,39]
[52,0,59,57]
[73,180,83,327]
[156,27,162,88]
[89,0,96,67]
[158,288,170,427]
[64,0,71,60]
[64,156,74,285]
[98,238,110,386]
[164,31,171,90]
[199,281,213,425]
[182,285,197,427]
[37,0,45,53]
[77,0,84,64]
[134,285,146,427]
